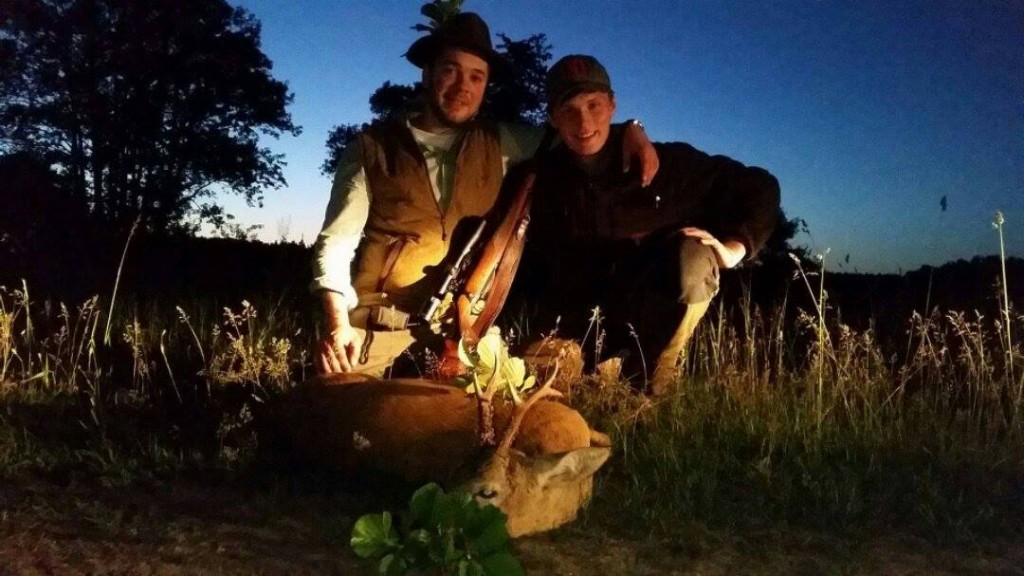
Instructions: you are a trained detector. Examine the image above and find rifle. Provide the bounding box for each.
[419,218,487,325]
[430,161,541,378]
[420,129,553,378]
[455,164,537,347]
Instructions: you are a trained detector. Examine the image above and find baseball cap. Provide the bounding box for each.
[546,54,613,109]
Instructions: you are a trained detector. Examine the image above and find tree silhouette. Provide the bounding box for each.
[483,33,551,126]
[369,82,422,120]
[1,0,300,234]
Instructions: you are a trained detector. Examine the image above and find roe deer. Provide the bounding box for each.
[281,364,611,536]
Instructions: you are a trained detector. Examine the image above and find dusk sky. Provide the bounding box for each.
[226,0,1023,274]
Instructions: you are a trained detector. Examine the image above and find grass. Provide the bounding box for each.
[571,252,1024,543]
[1,251,1023,551]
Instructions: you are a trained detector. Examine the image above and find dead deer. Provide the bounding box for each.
[280,362,611,536]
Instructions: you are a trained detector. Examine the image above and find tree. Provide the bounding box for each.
[0,0,300,233]
[483,33,551,126]
[319,124,365,177]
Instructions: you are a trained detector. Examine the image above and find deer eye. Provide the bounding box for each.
[476,487,498,500]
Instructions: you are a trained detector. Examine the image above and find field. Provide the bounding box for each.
[1,237,1023,574]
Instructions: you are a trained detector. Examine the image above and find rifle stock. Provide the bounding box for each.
[456,167,536,346]
[420,218,487,324]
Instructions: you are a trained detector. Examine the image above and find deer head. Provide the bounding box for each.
[454,360,612,536]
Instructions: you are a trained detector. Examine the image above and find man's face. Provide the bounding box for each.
[424,48,489,127]
[548,91,616,158]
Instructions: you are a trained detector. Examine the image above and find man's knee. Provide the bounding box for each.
[679,237,720,304]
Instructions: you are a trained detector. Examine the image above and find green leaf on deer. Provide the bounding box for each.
[430,489,459,529]
[402,528,432,567]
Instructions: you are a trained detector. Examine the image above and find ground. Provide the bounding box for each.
[2,478,1022,575]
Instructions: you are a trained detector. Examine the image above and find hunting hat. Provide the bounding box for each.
[405,12,506,75]
[546,54,613,109]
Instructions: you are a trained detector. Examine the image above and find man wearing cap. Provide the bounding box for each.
[311,16,658,376]
[520,54,781,395]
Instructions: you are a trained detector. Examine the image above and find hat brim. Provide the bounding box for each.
[405,35,507,77]
[549,83,613,109]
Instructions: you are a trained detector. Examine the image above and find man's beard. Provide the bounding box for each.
[430,95,476,129]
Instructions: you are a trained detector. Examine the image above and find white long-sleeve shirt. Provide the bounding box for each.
[311,120,543,309]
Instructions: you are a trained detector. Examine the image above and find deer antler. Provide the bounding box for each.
[497,359,564,455]
[471,351,501,446]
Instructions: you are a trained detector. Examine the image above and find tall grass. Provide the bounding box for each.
[0,287,313,479]
[1,238,1022,541]
[576,250,1024,539]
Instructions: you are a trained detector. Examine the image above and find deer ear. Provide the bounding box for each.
[589,429,612,448]
[530,447,611,487]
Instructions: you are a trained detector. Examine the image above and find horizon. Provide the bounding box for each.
[211,0,1022,275]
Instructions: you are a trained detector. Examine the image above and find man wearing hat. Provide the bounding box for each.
[311,16,657,375]
[520,54,781,395]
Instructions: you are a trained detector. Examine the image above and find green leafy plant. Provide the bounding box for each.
[412,0,465,32]
[455,328,540,446]
[457,327,536,403]
[350,483,523,575]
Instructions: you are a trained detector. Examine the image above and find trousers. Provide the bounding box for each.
[515,235,719,387]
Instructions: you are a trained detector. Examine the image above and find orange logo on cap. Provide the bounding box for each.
[565,57,590,80]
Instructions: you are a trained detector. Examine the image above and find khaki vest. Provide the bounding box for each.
[353,120,504,312]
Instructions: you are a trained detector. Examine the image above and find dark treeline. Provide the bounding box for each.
[4,180,1022,356]
[0,152,310,307]
[721,253,1024,361]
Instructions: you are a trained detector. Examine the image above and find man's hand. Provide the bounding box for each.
[622,121,659,186]
[317,323,362,374]
[316,291,362,374]
[682,227,746,269]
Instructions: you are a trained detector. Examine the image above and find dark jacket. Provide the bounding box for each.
[530,126,781,258]
[517,128,780,328]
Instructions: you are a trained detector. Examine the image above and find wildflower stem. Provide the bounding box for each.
[104,216,140,347]
[994,211,1017,412]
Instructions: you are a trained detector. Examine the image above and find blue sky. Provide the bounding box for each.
[227,0,1023,274]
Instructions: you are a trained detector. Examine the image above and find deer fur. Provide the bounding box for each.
[280,373,611,537]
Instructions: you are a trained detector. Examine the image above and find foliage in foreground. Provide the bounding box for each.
[351,483,522,576]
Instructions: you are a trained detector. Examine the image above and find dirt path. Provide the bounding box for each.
[1,479,1021,575]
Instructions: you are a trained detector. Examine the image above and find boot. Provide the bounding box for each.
[649,300,711,396]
